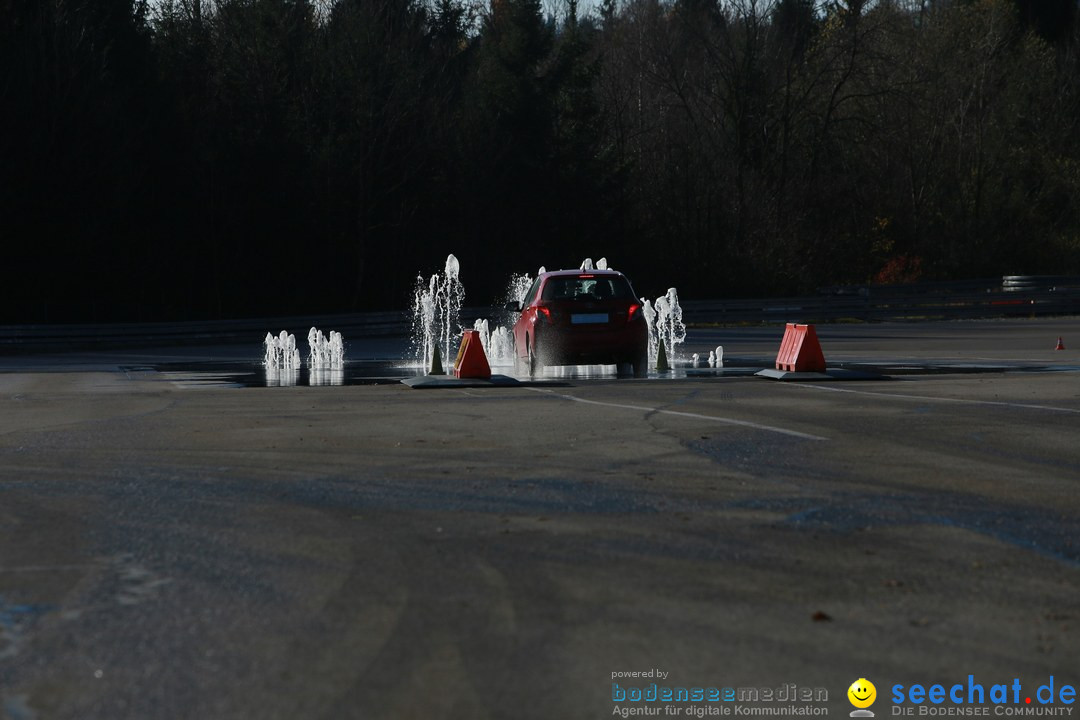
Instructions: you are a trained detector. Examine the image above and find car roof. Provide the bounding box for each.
[540,269,625,279]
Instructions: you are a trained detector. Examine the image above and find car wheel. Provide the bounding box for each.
[512,335,525,376]
[631,349,648,378]
[527,335,540,376]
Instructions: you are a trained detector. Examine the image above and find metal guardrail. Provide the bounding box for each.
[682,276,1080,325]
[1001,275,1080,292]
[2,277,1078,352]
[0,311,415,353]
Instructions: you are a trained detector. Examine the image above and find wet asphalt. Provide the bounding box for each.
[1,317,1079,719]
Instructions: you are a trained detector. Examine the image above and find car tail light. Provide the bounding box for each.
[627,303,642,321]
[537,306,552,323]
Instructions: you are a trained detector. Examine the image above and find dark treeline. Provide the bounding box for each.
[3,0,1080,321]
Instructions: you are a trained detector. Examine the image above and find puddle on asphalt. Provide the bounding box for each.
[121,360,728,387]
[121,358,1080,388]
[123,360,639,387]
[123,360,412,388]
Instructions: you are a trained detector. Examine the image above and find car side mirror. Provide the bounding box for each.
[504,300,522,312]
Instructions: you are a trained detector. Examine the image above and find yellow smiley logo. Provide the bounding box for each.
[848,678,877,709]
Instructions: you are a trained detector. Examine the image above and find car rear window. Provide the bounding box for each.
[541,275,635,302]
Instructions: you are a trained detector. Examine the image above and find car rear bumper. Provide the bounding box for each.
[535,324,647,365]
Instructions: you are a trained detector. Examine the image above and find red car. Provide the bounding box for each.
[507,269,649,377]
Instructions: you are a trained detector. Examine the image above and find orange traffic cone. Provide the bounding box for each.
[453,330,492,379]
[1056,337,1065,350]
[775,323,826,373]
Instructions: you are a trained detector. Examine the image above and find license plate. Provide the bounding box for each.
[571,313,609,324]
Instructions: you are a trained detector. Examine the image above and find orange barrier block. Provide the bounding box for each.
[775,323,826,373]
[453,330,492,379]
